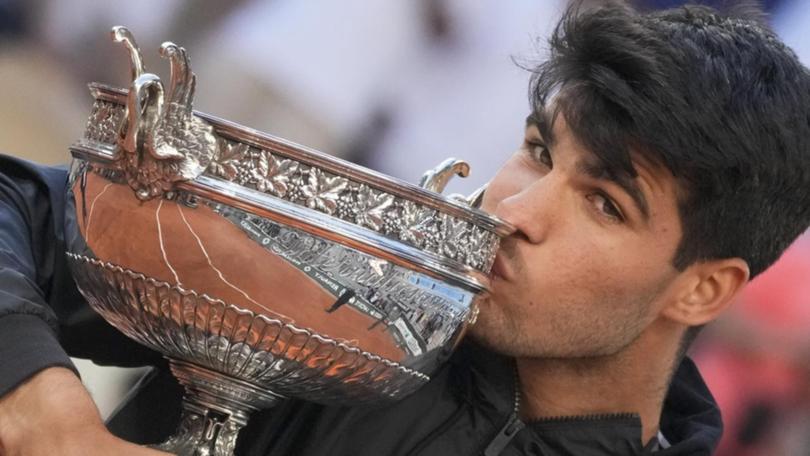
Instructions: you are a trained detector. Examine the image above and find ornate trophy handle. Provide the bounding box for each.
[111,26,145,80]
[419,158,470,193]
[111,26,217,200]
[419,158,488,208]
[465,184,487,209]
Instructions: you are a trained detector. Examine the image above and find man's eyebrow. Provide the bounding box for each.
[525,111,556,146]
[576,159,650,221]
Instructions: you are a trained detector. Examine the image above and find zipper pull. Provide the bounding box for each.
[483,412,525,456]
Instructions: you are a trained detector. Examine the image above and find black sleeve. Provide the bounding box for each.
[0,154,160,398]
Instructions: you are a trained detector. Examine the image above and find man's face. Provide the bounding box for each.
[472,112,685,358]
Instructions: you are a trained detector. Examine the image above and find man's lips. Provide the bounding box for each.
[490,253,513,282]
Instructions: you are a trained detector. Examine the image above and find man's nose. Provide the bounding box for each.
[493,180,558,245]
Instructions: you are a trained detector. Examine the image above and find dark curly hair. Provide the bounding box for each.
[529,1,810,279]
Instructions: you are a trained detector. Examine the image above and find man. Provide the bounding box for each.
[0,2,809,455]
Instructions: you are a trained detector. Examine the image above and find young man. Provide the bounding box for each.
[0,2,808,455]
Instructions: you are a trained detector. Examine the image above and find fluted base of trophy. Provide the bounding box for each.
[152,359,284,456]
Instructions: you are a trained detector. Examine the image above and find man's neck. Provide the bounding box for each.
[515,319,681,444]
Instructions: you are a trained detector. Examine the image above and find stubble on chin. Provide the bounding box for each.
[466,295,522,356]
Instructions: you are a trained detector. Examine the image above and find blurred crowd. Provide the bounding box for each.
[0,1,808,454]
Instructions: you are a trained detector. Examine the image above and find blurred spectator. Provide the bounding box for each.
[0,0,28,40]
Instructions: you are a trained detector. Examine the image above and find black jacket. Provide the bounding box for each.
[0,154,722,455]
[106,339,722,455]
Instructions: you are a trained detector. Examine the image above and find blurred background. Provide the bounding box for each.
[0,0,807,454]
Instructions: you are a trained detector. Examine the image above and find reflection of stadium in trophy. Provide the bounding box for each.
[215,198,471,359]
[65,26,513,455]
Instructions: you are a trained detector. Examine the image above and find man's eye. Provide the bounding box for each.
[586,193,624,223]
[528,142,553,169]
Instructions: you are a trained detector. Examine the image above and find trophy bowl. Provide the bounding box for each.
[64,27,513,455]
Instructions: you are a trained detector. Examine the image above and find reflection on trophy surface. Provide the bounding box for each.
[64,26,513,455]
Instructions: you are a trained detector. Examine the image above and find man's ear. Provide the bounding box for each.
[662,258,750,326]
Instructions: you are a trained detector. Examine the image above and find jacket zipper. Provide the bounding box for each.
[525,412,639,424]
[481,364,524,456]
[480,364,641,455]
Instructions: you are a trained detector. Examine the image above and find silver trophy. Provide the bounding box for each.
[65,27,513,455]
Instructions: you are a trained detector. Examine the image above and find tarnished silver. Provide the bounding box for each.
[66,26,514,456]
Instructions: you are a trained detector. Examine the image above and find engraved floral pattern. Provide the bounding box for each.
[284,163,310,203]
[399,201,435,248]
[251,152,299,198]
[81,100,502,272]
[335,184,360,221]
[300,168,349,215]
[355,185,395,231]
[463,226,491,268]
[439,215,470,260]
[84,100,124,145]
[210,139,250,181]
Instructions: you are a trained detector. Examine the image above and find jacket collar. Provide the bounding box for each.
[655,357,723,454]
[455,342,722,455]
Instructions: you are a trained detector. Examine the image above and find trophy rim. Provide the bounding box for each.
[84,82,515,237]
[68,149,490,293]
[70,81,511,292]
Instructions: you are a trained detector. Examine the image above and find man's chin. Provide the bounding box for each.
[464,304,546,359]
